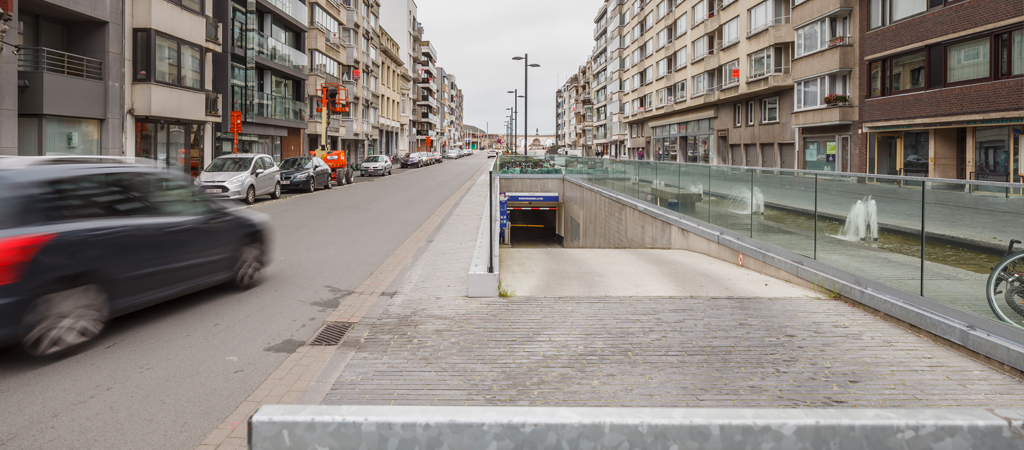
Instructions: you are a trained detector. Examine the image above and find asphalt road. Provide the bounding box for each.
[0,152,492,450]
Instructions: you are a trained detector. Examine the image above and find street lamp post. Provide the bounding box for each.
[507,90,523,155]
[512,54,540,155]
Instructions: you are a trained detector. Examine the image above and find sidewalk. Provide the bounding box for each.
[320,171,1024,408]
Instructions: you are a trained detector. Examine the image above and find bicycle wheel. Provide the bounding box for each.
[985,252,1024,329]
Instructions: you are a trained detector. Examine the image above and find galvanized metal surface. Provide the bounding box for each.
[249,405,1024,450]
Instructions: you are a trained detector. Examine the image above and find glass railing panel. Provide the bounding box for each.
[650,161,681,213]
[678,163,711,223]
[636,161,659,205]
[708,165,754,236]
[815,174,922,296]
[923,180,1024,329]
[751,170,816,258]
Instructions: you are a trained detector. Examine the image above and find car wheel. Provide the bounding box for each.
[233,242,264,289]
[245,185,257,204]
[22,284,109,357]
[270,183,282,199]
[307,177,316,193]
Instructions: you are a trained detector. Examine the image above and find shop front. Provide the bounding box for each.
[803,134,852,172]
[649,118,716,164]
[865,118,1023,182]
[135,120,205,178]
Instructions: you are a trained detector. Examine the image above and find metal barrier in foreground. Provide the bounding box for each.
[249,405,1024,450]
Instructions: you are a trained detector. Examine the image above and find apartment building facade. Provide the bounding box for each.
[414,39,438,152]
[555,74,580,151]
[859,0,1023,181]
[305,0,347,154]
[212,0,309,163]
[378,26,407,156]
[6,0,123,157]
[379,0,418,156]
[584,0,862,169]
[336,0,380,163]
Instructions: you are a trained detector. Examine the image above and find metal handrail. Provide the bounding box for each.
[17,47,103,81]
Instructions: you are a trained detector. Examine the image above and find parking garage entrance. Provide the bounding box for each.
[501,193,562,248]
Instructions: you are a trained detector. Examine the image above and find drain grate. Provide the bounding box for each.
[309,323,353,346]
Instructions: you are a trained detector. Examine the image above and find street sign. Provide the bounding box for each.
[353,69,361,80]
[229,111,242,154]
[329,32,339,44]
[732,68,740,78]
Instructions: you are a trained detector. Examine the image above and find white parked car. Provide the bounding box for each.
[460,148,472,157]
[487,149,499,158]
[360,155,393,177]
[444,149,460,159]
[196,154,281,204]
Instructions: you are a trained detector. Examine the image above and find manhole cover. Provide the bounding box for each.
[309,323,353,346]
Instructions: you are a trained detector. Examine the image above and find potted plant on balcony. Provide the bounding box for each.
[823,94,850,107]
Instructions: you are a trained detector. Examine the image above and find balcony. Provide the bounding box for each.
[251,30,308,73]
[18,47,103,81]
[205,90,221,116]
[206,15,221,43]
[792,102,857,128]
[233,86,307,123]
[264,0,308,26]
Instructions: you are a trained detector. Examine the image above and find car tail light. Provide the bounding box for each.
[0,234,57,286]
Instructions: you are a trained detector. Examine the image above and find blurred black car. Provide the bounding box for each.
[278,156,332,192]
[0,158,271,357]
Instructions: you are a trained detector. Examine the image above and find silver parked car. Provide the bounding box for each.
[195,154,282,204]
[360,155,393,176]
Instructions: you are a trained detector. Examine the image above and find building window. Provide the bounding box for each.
[674,80,686,101]
[675,13,688,38]
[1012,29,1024,76]
[760,97,778,122]
[947,37,989,84]
[656,28,669,49]
[693,35,708,61]
[796,74,848,110]
[138,31,203,90]
[312,5,341,33]
[166,0,202,14]
[675,46,688,70]
[692,72,708,96]
[657,1,668,20]
[749,47,783,79]
[311,51,340,78]
[721,60,739,87]
[749,1,769,33]
[656,57,670,78]
[870,0,926,29]
[734,103,741,127]
[693,0,707,27]
[796,15,850,57]
[644,39,654,58]
[747,101,754,125]
[644,65,654,84]
[722,17,739,47]
[867,50,926,96]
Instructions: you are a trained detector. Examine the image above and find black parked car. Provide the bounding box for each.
[278,156,333,192]
[0,158,272,356]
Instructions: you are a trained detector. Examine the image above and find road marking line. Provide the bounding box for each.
[195,159,492,450]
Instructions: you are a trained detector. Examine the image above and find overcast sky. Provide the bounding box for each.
[416,0,598,137]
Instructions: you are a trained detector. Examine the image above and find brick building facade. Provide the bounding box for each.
[859,0,1023,180]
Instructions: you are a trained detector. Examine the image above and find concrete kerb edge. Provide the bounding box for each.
[556,175,1024,372]
[249,406,1024,450]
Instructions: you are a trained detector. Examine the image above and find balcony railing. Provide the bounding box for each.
[251,30,308,72]
[265,0,308,26]
[233,86,307,123]
[310,68,340,85]
[747,65,790,81]
[17,47,103,81]
[828,35,852,48]
[206,16,221,43]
